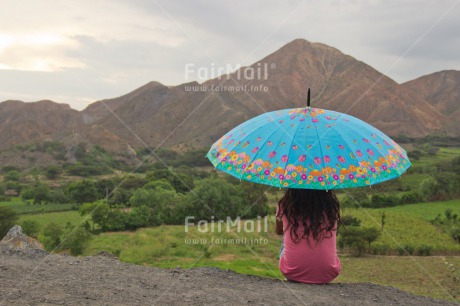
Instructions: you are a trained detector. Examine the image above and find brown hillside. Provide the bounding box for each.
[89,39,446,151]
[0,100,84,150]
[205,39,445,136]
[402,70,460,135]
[82,81,165,124]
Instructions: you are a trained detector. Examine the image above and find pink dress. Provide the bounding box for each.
[276,204,341,284]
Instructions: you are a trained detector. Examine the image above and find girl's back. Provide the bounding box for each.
[276,189,341,284]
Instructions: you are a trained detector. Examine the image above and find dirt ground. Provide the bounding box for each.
[0,251,459,306]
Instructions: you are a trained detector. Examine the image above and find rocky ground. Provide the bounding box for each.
[0,226,459,306]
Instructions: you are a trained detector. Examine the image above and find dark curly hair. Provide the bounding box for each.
[279,189,341,244]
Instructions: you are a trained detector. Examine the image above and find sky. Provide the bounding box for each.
[0,0,459,110]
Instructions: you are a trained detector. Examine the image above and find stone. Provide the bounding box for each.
[0,225,48,258]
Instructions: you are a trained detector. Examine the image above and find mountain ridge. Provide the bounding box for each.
[0,39,457,157]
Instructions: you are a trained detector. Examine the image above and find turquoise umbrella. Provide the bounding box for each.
[206,91,411,190]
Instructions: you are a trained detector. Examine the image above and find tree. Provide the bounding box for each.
[408,150,422,161]
[126,206,151,230]
[339,226,380,256]
[43,222,64,251]
[108,188,132,206]
[419,177,439,201]
[146,170,194,193]
[67,180,99,205]
[362,227,381,253]
[237,181,269,218]
[21,220,40,238]
[0,207,19,238]
[119,176,149,190]
[104,210,128,231]
[4,170,20,181]
[143,179,174,191]
[339,226,367,256]
[433,172,460,200]
[45,165,62,179]
[370,194,399,208]
[79,201,110,231]
[130,189,157,208]
[130,188,178,225]
[341,215,361,226]
[31,182,52,204]
[61,225,92,255]
[95,179,117,200]
[188,177,243,221]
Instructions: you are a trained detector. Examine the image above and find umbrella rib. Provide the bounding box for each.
[282,118,304,188]
[349,119,409,175]
[311,116,327,187]
[332,123,363,187]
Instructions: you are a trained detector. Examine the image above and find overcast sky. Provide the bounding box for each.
[0,0,459,110]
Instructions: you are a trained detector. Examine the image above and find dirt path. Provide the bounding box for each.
[0,252,458,306]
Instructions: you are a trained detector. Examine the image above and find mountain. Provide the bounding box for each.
[203,39,445,136]
[81,81,165,124]
[0,100,83,150]
[402,70,460,135]
[86,39,447,151]
[0,39,457,160]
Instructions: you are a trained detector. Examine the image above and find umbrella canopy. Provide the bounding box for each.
[206,107,411,190]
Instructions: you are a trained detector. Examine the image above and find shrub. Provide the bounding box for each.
[408,150,422,161]
[146,170,194,193]
[1,166,20,173]
[108,188,132,206]
[419,177,439,200]
[370,194,400,207]
[45,165,62,179]
[341,215,361,226]
[339,226,379,256]
[187,177,244,221]
[417,245,433,256]
[65,164,111,176]
[119,176,149,190]
[66,180,99,205]
[400,191,422,204]
[0,207,19,238]
[42,222,64,251]
[61,225,92,255]
[4,170,21,181]
[21,220,40,238]
[397,244,415,256]
[371,244,390,255]
[143,179,174,191]
[450,226,460,243]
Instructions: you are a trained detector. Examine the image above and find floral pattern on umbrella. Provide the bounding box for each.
[206,108,411,189]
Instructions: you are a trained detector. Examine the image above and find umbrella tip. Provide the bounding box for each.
[307,88,311,108]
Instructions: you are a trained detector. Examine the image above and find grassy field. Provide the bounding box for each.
[18,210,87,231]
[337,255,460,302]
[0,197,74,214]
[383,199,460,220]
[380,146,458,191]
[343,200,460,253]
[412,147,460,167]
